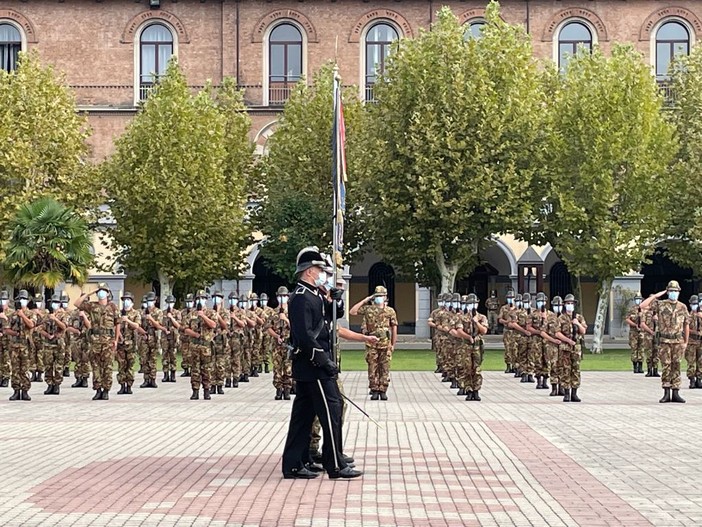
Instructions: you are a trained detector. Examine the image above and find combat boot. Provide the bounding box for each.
[241,374,249,383]
[139,379,149,388]
[117,384,126,395]
[638,362,644,374]
[563,389,571,402]
[504,366,511,373]
[379,392,388,401]
[264,363,270,374]
[690,378,696,389]
[549,384,558,396]
[101,389,109,400]
[535,376,542,389]
[558,385,566,396]
[671,389,685,403]
[180,368,189,377]
[225,378,232,388]
[457,387,465,396]
[20,390,31,401]
[465,391,474,401]
[258,364,263,374]
[63,367,70,377]
[126,385,133,394]
[217,385,224,395]
[645,367,652,377]
[0,378,8,387]
[520,373,528,383]
[472,391,481,401]
[434,366,441,373]
[92,388,103,400]
[53,385,60,395]
[652,368,660,377]
[697,378,702,389]
[149,379,158,388]
[44,385,53,395]
[30,371,37,382]
[171,371,177,382]
[659,388,671,403]
[251,367,259,378]
[275,388,283,400]
[162,372,169,382]
[9,390,20,401]
[632,362,637,373]
[370,391,379,400]
[527,374,535,383]
[35,372,43,382]
[514,370,521,378]
[570,388,581,402]
[283,388,291,400]
[232,379,239,388]
[450,379,458,389]
[190,389,199,400]
[203,388,211,400]
[80,377,89,388]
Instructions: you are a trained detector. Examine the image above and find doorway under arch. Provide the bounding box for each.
[253,256,290,308]
[641,248,695,305]
[368,262,395,307]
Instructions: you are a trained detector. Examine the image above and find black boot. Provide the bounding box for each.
[370,391,379,400]
[53,385,60,395]
[275,388,283,400]
[0,378,7,387]
[645,367,652,377]
[472,391,481,401]
[514,370,521,378]
[450,379,458,389]
[44,385,53,395]
[217,385,224,395]
[126,384,133,394]
[671,389,685,403]
[283,388,291,400]
[63,367,70,377]
[504,366,511,373]
[190,389,199,400]
[162,373,169,382]
[264,363,270,374]
[171,371,177,382]
[638,362,644,373]
[535,376,542,389]
[80,377,89,388]
[251,368,259,378]
[527,374,535,383]
[549,384,558,396]
[457,388,466,396]
[632,362,637,373]
[434,366,441,373]
[101,389,109,400]
[140,379,149,388]
[520,373,528,383]
[21,390,31,401]
[258,364,263,373]
[570,388,581,402]
[563,389,571,402]
[697,378,702,389]
[690,378,696,389]
[150,379,158,388]
[465,391,474,401]
[30,371,37,382]
[242,374,249,382]
[35,372,43,382]
[9,390,20,401]
[225,378,232,388]
[659,388,671,403]
[232,379,239,388]
[92,388,103,400]
[653,368,660,377]
[203,388,211,400]
[558,385,566,396]
[379,392,388,401]
[290,384,296,395]
[117,384,126,395]
[180,368,189,377]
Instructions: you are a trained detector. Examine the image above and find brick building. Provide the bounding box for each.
[2,1,700,336]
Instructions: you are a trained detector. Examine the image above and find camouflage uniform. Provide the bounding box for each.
[161,296,181,382]
[685,297,701,389]
[140,292,162,388]
[39,295,67,393]
[211,294,230,394]
[8,290,38,400]
[429,295,451,377]
[226,293,245,387]
[116,293,141,394]
[457,294,487,400]
[241,295,256,380]
[528,293,550,389]
[485,292,500,335]
[654,283,688,403]
[545,297,563,396]
[641,306,659,377]
[69,307,91,387]
[498,295,515,372]
[427,297,444,373]
[266,287,293,399]
[452,297,472,396]
[137,295,148,374]
[0,290,13,387]
[259,293,276,373]
[516,295,533,382]
[185,290,216,399]
[58,293,72,377]
[81,285,120,399]
[443,293,462,388]
[180,294,194,377]
[360,292,398,398]
[557,300,586,401]
[626,297,645,373]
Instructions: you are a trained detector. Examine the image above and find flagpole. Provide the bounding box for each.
[332,63,341,371]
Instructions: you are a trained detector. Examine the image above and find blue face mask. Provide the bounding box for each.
[668,291,679,301]
[374,296,385,305]
[536,301,544,309]
[507,298,514,305]
[124,299,133,309]
[634,299,642,305]
[314,271,327,288]
[97,290,108,300]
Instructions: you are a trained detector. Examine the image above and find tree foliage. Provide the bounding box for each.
[0,51,96,252]
[102,60,253,301]
[358,3,546,292]
[532,45,677,351]
[253,62,366,283]
[2,197,94,288]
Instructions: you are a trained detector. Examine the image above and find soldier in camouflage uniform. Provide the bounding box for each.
[210,291,230,394]
[259,293,276,374]
[161,294,181,382]
[555,294,587,402]
[239,293,253,383]
[527,292,550,389]
[451,293,488,401]
[427,293,446,374]
[67,300,91,388]
[29,292,46,383]
[625,293,645,374]
[141,291,167,388]
[544,296,565,396]
[226,292,246,388]
[444,293,463,388]
[685,295,701,389]
[5,290,38,400]
[350,285,398,400]
[485,290,500,335]
[449,295,471,397]
[75,283,121,400]
[641,281,689,403]
[638,302,659,377]
[137,294,148,374]
[37,293,68,395]
[498,290,516,373]
[180,294,194,377]
[116,292,144,395]
[512,293,532,382]
[0,289,13,387]
[266,286,293,400]
[183,290,217,400]
[59,293,72,377]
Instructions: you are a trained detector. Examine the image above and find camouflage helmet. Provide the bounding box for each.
[506,289,515,299]
[260,293,269,301]
[451,292,461,302]
[536,292,546,302]
[185,293,194,301]
[51,293,61,302]
[277,286,289,296]
[16,289,29,300]
[212,290,223,298]
[121,291,135,301]
[0,289,9,301]
[165,294,176,303]
[667,280,681,291]
[141,294,148,303]
[96,282,110,292]
[634,292,643,300]
[60,292,69,302]
[514,293,522,302]
[460,295,469,303]
[145,292,157,302]
[373,286,388,297]
[34,292,43,302]
[564,294,576,303]
[228,292,237,300]
[196,289,208,299]
[522,292,531,303]
[690,295,699,305]
[466,293,478,303]
[239,293,248,302]
[249,293,258,301]
[551,295,563,305]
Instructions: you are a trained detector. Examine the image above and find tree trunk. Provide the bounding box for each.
[435,245,461,293]
[157,269,172,308]
[591,277,613,355]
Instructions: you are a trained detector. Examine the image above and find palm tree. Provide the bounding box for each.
[2,197,94,288]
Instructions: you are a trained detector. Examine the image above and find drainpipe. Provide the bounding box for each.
[236,0,241,86]
[220,0,225,82]
[525,0,530,34]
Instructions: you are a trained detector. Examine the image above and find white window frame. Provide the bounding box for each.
[133,20,178,106]
[359,19,402,102]
[0,19,27,70]
[552,18,598,68]
[262,20,307,107]
[649,17,696,80]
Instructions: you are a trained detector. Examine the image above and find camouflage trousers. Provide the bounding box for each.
[162,338,178,373]
[240,334,251,376]
[72,338,91,380]
[89,339,114,391]
[142,339,160,382]
[261,335,273,366]
[502,331,513,367]
[63,334,72,370]
[0,342,11,380]
[211,339,228,386]
[43,343,65,385]
[29,339,44,372]
[529,337,546,377]
[228,336,242,380]
[116,341,136,386]
[458,344,482,392]
[10,342,31,391]
[190,343,212,390]
[545,343,560,385]
[366,344,391,392]
[659,342,683,389]
[629,331,644,362]
[517,336,530,374]
[685,338,701,379]
[272,344,292,389]
[444,338,460,381]
[558,344,581,389]
[180,340,190,370]
[487,311,499,334]
[251,332,262,368]
[435,336,446,371]
[643,336,659,370]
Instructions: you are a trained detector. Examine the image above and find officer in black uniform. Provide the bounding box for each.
[281,246,362,480]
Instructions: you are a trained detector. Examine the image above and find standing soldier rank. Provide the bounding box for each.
[0,289,14,387]
[485,290,500,335]
[183,290,217,400]
[555,294,587,403]
[6,290,38,400]
[266,286,293,400]
[116,292,144,395]
[625,293,645,374]
[162,294,181,383]
[37,294,68,395]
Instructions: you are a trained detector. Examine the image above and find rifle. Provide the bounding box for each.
[120,307,127,344]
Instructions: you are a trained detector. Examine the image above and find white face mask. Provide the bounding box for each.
[61,302,68,309]
[185,301,194,309]
[565,304,575,313]
[516,302,522,309]
[553,305,562,314]
[213,297,221,305]
[460,303,467,311]
[167,302,175,310]
[691,304,699,312]
[634,299,642,305]
[124,299,133,309]
[536,301,544,309]
[507,298,514,305]
[141,303,147,310]
[147,301,155,308]
[451,301,459,309]
[239,301,246,308]
[278,296,288,305]
[51,302,60,311]
[249,301,256,308]
[197,299,206,309]
[261,300,268,307]
[1,300,8,307]
[325,276,335,289]
[375,296,386,305]
[314,271,328,288]
[97,290,107,300]
[668,291,680,301]
[35,302,43,309]
[470,303,478,311]
[438,301,444,308]
[228,299,236,307]
[20,299,29,308]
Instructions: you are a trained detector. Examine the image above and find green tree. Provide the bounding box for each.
[532,45,676,352]
[358,3,546,292]
[0,51,96,252]
[102,60,252,303]
[660,46,702,274]
[2,197,94,288]
[253,63,366,282]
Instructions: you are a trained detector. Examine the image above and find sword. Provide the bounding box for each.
[340,392,383,429]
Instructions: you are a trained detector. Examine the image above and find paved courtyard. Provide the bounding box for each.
[1,370,700,527]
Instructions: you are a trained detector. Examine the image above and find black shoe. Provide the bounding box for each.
[140,380,149,388]
[558,385,566,396]
[570,388,581,403]
[20,390,31,401]
[36,372,43,382]
[283,388,291,400]
[283,467,319,479]
[328,467,363,479]
[53,385,60,395]
[264,363,270,374]
[0,378,7,387]
[697,378,702,389]
[126,385,133,394]
[434,366,441,373]
[379,392,388,401]
[465,391,474,401]
[217,385,224,395]
[549,384,558,396]
[527,374,535,383]
[9,390,20,401]
[520,374,528,383]
[241,374,249,383]
[659,387,671,403]
[632,362,637,373]
[671,389,686,403]
[514,370,521,378]
[44,385,53,395]
[258,364,263,373]
[63,367,70,377]
[225,378,232,388]
[535,376,542,389]
[149,379,158,388]
[645,367,653,377]
[190,389,199,400]
[232,381,239,388]
[80,377,89,388]
[251,368,259,378]
[101,390,109,400]
[457,388,465,396]
[275,388,283,400]
[472,391,481,401]
[504,366,511,373]
[171,371,177,382]
[117,384,126,395]
[441,375,451,382]
[304,463,324,473]
[180,368,190,377]
[563,389,571,402]
[449,380,458,389]
[203,388,211,400]
[342,455,355,464]
[162,373,169,382]
[690,378,696,389]
[370,391,379,400]
[30,372,37,382]
[92,389,103,400]
[653,368,660,377]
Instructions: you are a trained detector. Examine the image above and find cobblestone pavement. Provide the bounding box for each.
[1,370,700,527]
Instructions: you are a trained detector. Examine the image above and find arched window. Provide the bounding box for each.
[558,21,592,70]
[139,23,173,101]
[0,23,22,73]
[464,20,486,40]
[655,21,690,81]
[268,23,303,106]
[364,22,399,102]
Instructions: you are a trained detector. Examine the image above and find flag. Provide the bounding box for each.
[332,69,347,267]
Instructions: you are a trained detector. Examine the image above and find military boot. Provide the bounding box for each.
[645,366,653,377]
[149,379,158,388]
[563,389,571,402]
[0,378,8,387]
[638,362,645,373]
[180,368,189,377]
[690,378,696,389]
[217,385,224,395]
[275,388,283,400]
[80,377,89,388]
[63,367,70,377]
[549,384,558,396]
[535,376,542,389]
[92,389,103,400]
[30,371,37,382]
[71,377,82,387]
[125,385,133,394]
[251,367,259,378]
[283,388,291,400]
[117,384,126,395]
[520,373,528,383]
[225,378,232,388]
[652,368,660,377]
[379,392,388,401]
[53,385,60,395]
[514,370,521,378]
[457,387,466,396]
[465,391,474,401]
[264,363,270,374]
[527,374,535,383]
[570,388,581,402]
[671,389,685,403]
[232,379,239,388]
[472,391,481,401]
[504,366,511,373]
[9,390,20,401]
[539,376,549,389]
[370,391,380,400]
[20,390,31,401]
[162,372,169,382]
[434,366,441,373]
[44,385,53,395]
[241,374,249,382]
[659,388,671,403]
[450,379,458,389]
[190,389,199,400]
[101,389,109,400]
[290,384,296,394]
[558,385,566,396]
[203,388,211,400]
[171,371,177,382]
[35,372,42,382]
[139,379,149,388]
[696,378,702,389]
[632,362,637,373]
[258,364,263,374]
